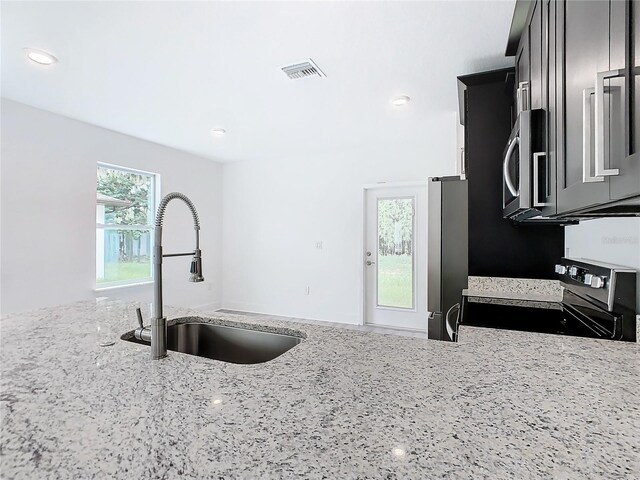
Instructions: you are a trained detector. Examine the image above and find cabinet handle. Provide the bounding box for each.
[445,303,460,342]
[517,81,530,113]
[503,136,520,197]
[594,69,624,177]
[533,152,549,207]
[582,88,604,183]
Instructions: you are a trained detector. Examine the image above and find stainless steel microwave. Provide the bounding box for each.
[502,109,547,221]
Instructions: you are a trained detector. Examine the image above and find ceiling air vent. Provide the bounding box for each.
[281,59,326,80]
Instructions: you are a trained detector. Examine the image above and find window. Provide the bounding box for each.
[96,163,158,287]
[376,197,415,309]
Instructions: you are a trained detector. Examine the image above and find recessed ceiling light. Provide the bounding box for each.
[391,95,410,107]
[24,48,58,66]
[211,128,226,137]
[392,447,406,457]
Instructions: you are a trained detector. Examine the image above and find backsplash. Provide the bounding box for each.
[565,218,640,269]
[467,276,562,299]
[565,218,640,311]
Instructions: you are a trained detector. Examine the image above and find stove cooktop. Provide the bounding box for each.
[459,290,624,340]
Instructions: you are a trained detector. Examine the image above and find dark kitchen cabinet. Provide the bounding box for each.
[608,0,640,201]
[555,0,640,215]
[514,1,542,111]
[543,0,558,214]
[514,0,556,215]
[529,1,543,110]
[632,1,640,198]
[531,0,555,213]
[514,2,540,110]
[515,26,530,108]
[506,0,640,219]
[459,68,564,279]
[555,0,611,214]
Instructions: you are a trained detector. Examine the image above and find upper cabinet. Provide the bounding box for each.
[511,0,557,218]
[608,0,640,202]
[555,0,611,214]
[507,0,640,219]
[517,0,543,111]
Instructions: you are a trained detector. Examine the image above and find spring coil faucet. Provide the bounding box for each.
[134,192,204,359]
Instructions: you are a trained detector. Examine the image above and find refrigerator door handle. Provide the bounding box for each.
[445,303,461,342]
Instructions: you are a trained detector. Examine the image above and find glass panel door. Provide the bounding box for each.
[376,197,415,309]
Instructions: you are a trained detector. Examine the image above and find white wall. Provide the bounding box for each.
[222,114,456,324]
[0,99,223,315]
[565,218,640,310]
[5,98,638,323]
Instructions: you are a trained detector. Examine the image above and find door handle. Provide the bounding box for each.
[366,260,376,266]
[445,303,460,342]
[532,152,549,207]
[582,87,603,183]
[594,69,623,177]
[503,136,520,197]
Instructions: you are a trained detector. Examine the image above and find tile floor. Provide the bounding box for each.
[216,309,429,339]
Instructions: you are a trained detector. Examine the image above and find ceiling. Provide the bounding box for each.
[1,1,515,163]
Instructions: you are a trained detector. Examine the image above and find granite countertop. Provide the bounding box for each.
[464,295,563,310]
[1,300,638,479]
[465,276,563,302]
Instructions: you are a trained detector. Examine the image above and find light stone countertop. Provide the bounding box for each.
[465,295,563,310]
[466,276,563,302]
[1,300,638,479]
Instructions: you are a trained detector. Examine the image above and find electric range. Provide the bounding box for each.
[456,258,637,342]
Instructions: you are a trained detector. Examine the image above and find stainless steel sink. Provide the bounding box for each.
[122,321,302,364]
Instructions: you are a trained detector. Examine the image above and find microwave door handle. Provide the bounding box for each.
[582,88,604,183]
[594,70,623,177]
[503,136,520,197]
[533,152,549,207]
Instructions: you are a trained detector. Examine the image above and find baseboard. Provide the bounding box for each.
[193,301,223,311]
[364,321,427,333]
[220,301,361,325]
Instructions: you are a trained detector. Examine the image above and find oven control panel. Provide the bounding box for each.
[583,273,605,288]
[556,258,636,313]
[555,263,607,289]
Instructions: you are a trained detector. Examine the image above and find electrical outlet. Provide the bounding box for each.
[315,241,323,250]
[305,286,310,295]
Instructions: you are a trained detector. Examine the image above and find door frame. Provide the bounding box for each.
[360,181,428,327]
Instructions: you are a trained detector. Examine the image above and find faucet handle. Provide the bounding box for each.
[134,307,151,342]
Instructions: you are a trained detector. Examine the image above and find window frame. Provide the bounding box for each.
[95,162,160,289]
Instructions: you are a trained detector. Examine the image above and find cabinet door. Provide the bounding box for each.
[529,1,543,110]
[516,23,530,110]
[632,0,640,192]
[556,0,611,214]
[537,0,557,215]
[609,0,640,200]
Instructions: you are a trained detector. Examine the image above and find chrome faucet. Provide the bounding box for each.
[134,192,203,359]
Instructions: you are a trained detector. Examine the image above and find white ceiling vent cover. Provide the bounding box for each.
[281,59,326,80]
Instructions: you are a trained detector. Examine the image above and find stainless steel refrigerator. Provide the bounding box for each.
[427,176,468,341]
